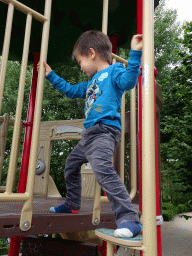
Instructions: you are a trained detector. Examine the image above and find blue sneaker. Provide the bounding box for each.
[49,203,79,214]
[114,221,142,238]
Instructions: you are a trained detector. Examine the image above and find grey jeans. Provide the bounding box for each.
[64,123,139,225]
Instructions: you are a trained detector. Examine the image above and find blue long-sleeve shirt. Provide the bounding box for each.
[46,49,142,130]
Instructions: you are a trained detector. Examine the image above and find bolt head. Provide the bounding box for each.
[94,218,99,225]
[22,221,30,230]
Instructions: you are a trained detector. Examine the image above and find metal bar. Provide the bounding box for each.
[129,87,137,200]
[111,53,128,65]
[6,13,32,195]
[107,242,114,256]
[2,0,47,23]
[92,180,101,225]
[8,237,23,256]
[92,0,109,228]
[120,92,125,183]
[142,0,157,255]
[154,70,163,256]
[138,73,143,214]
[20,0,52,231]
[0,3,14,114]
[0,113,10,184]
[136,2,143,255]
[17,52,40,193]
[0,192,29,201]
[102,0,108,34]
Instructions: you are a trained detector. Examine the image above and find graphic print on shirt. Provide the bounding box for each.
[85,78,102,118]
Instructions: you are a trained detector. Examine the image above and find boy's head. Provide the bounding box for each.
[72,30,112,65]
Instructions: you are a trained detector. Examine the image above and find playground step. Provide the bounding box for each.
[95,228,143,250]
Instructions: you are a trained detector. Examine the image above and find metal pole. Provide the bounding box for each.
[130,86,137,199]
[137,1,143,254]
[102,0,108,35]
[18,52,40,192]
[0,3,14,114]
[142,0,157,255]
[137,0,143,214]
[107,242,114,256]
[154,69,163,256]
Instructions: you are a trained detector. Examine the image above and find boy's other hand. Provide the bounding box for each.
[131,34,142,51]
[37,61,52,77]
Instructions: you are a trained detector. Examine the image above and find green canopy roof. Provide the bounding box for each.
[0,0,159,66]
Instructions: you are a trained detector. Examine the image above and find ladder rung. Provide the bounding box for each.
[2,0,48,23]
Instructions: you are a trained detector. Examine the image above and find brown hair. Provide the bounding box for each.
[72,30,112,64]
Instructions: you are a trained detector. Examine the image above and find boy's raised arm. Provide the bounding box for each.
[131,34,142,51]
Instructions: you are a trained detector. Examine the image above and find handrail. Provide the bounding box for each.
[2,0,47,23]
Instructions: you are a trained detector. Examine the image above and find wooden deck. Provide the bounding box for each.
[0,196,116,238]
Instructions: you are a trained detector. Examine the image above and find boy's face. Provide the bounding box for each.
[76,50,98,78]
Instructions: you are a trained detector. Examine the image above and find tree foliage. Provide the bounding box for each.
[160,21,192,208]
[154,0,182,82]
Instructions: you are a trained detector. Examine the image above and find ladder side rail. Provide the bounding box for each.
[2,0,47,23]
[5,13,32,195]
[20,0,52,231]
[0,3,14,114]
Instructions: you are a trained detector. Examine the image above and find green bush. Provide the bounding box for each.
[162,203,177,221]
[162,202,192,221]
[0,238,9,255]
[176,204,188,214]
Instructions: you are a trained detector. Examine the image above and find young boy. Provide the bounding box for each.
[40,30,142,238]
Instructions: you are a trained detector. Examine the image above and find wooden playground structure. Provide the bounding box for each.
[0,0,162,255]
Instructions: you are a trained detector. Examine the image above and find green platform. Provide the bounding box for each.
[95,228,143,249]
